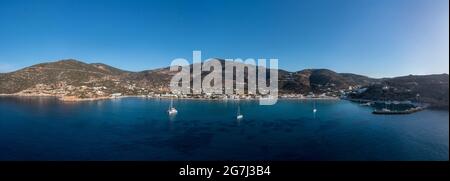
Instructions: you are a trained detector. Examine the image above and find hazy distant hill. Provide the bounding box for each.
[0,59,448,108]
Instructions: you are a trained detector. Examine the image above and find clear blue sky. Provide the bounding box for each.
[0,0,448,77]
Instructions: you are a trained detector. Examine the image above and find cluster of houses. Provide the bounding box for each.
[17,80,371,101]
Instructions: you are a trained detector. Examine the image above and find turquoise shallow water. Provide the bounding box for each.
[0,97,448,160]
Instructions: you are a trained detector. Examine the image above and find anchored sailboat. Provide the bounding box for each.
[168,98,178,115]
[236,105,243,120]
[313,100,317,113]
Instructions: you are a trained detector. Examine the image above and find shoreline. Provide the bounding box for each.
[1,94,340,102]
[1,93,447,111]
[0,93,115,102]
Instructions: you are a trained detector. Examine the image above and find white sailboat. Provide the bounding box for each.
[168,98,178,115]
[313,101,317,113]
[236,105,243,120]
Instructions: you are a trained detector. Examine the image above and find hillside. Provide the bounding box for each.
[348,74,449,109]
[0,60,137,98]
[278,69,376,94]
[0,59,448,108]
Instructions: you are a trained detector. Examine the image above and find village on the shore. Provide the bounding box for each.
[4,81,356,101]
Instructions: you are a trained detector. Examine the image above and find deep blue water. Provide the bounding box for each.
[0,97,448,161]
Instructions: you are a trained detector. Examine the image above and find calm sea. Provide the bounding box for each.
[0,97,448,160]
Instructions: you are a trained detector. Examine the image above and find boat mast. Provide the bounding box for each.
[237,105,240,116]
